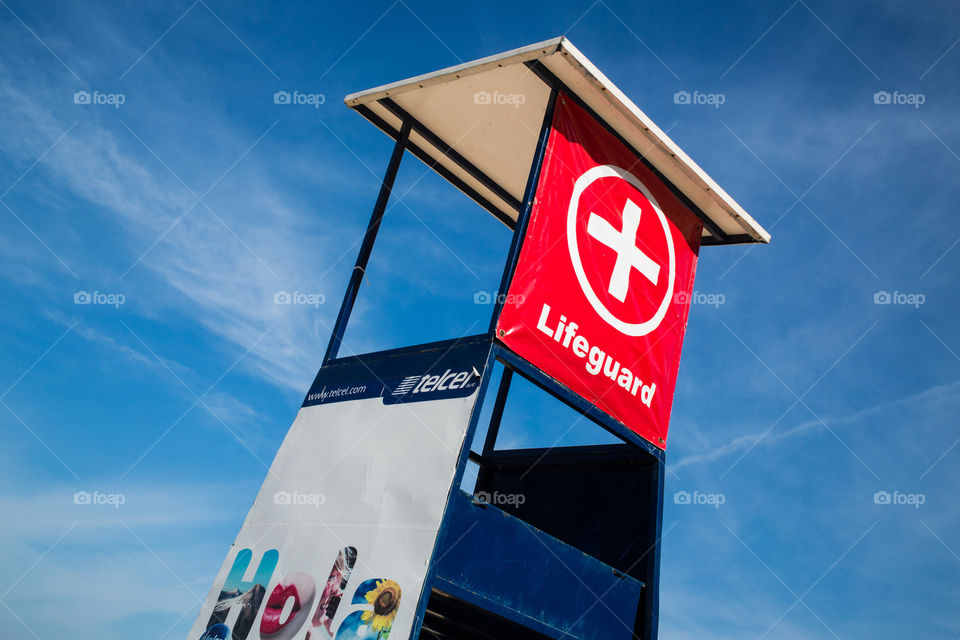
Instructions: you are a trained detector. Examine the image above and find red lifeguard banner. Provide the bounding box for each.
[497,94,703,449]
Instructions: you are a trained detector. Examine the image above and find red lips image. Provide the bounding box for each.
[260,572,317,639]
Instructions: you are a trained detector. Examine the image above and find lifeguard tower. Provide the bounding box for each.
[189,38,769,640]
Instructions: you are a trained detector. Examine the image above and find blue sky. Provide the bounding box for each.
[1,0,959,638]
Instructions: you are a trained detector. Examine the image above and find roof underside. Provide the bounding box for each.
[345,37,769,245]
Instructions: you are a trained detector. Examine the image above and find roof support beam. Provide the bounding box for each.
[378,97,523,213]
[355,104,516,228]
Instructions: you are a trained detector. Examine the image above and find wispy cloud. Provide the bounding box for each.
[673,378,960,471]
[0,479,248,639]
[0,54,351,394]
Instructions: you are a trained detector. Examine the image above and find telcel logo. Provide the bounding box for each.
[392,369,476,396]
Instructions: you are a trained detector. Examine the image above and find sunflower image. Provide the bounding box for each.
[360,579,401,637]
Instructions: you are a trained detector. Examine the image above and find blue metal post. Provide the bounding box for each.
[642,454,665,639]
[408,83,560,640]
[487,81,559,335]
[481,367,512,455]
[324,120,411,364]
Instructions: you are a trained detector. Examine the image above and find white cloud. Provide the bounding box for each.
[673,378,960,471]
[0,479,251,639]
[0,55,354,395]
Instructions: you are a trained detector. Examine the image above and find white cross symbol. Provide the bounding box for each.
[587,198,660,302]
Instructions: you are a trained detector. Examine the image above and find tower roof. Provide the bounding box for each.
[345,37,769,245]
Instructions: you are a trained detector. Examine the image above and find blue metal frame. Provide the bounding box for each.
[407,341,498,640]
[431,491,648,639]
[408,82,563,640]
[492,344,663,461]
[323,120,411,364]
[323,84,556,364]
[480,366,512,455]
[324,72,665,639]
[354,103,514,228]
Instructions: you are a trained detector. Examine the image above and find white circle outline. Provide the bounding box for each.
[566,164,675,337]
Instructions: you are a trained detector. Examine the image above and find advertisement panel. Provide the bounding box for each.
[188,340,489,640]
[497,94,703,449]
